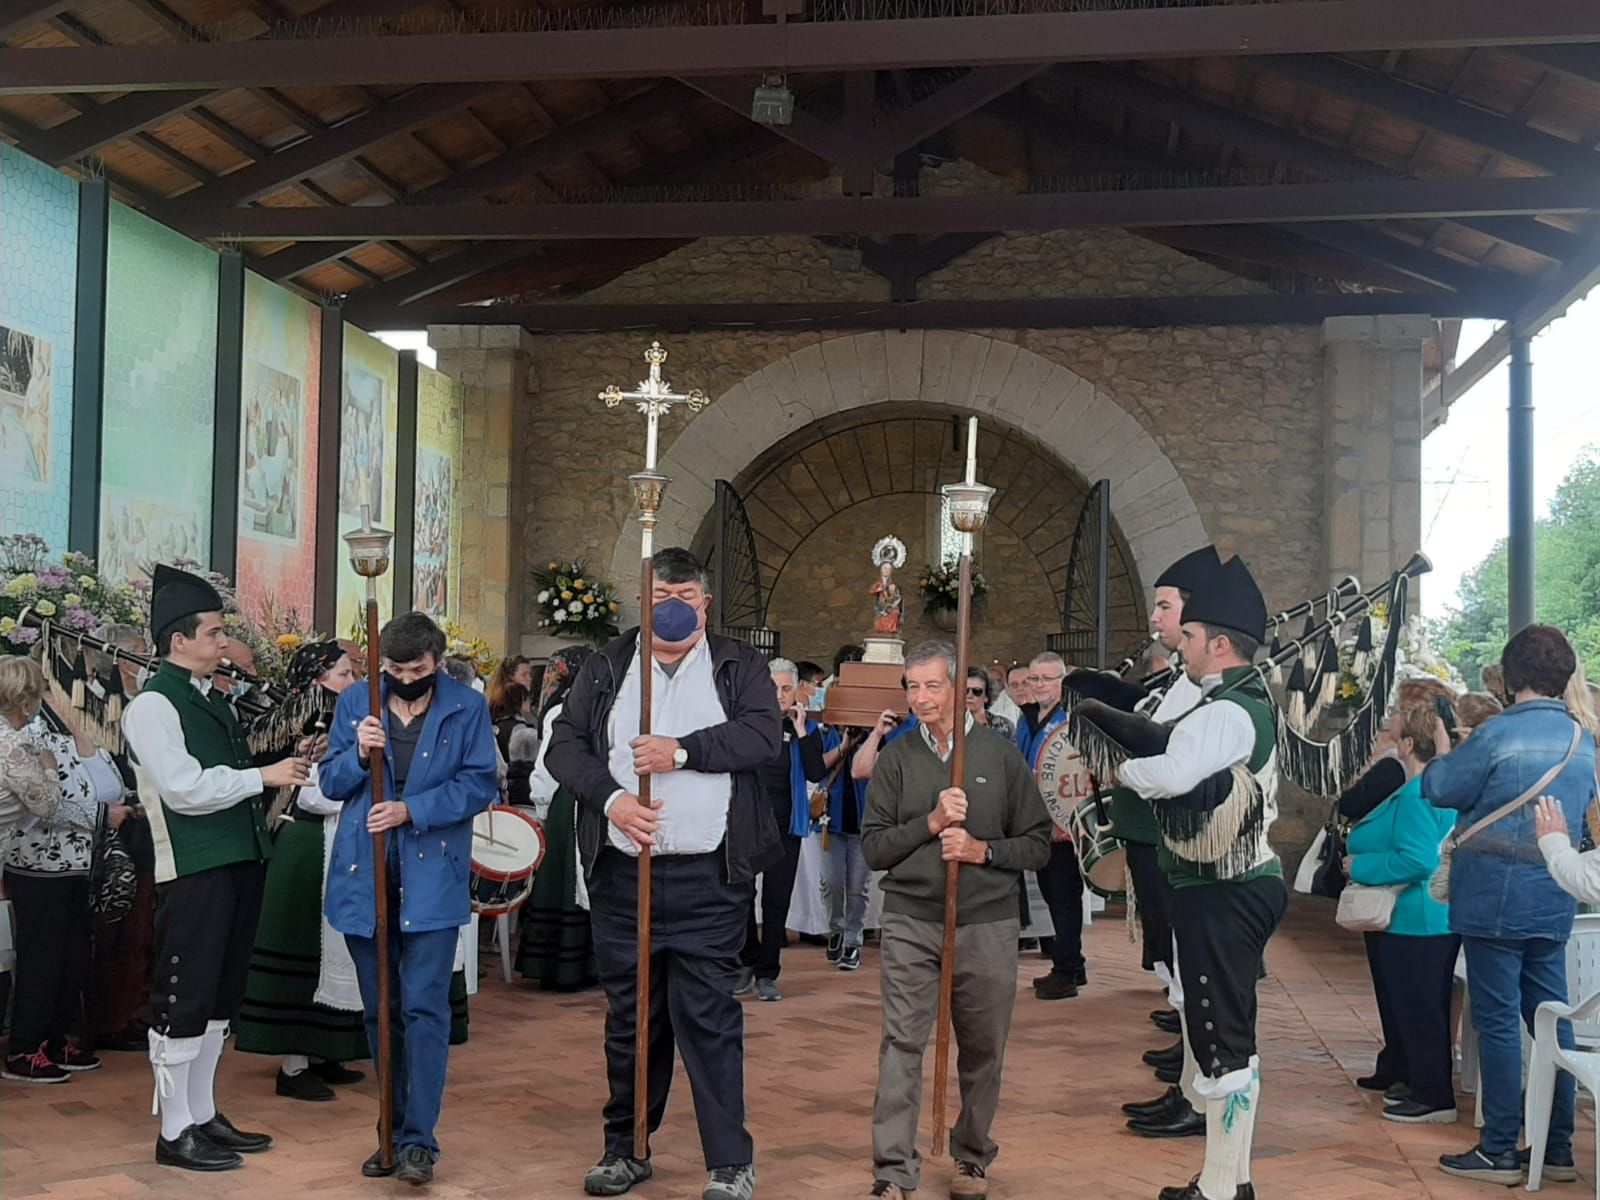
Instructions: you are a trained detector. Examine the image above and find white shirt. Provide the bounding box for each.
[1148,669,1204,724]
[1540,833,1600,905]
[605,638,732,856]
[527,705,563,819]
[1119,673,1256,799]
[123,676,264,815]
[918,712,975,763]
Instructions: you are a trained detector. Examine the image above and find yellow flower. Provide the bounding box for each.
[63,593,82,607]
[77,575,96,590]
[583,592,594,603]
[277,633,303,650]
[560,590,573,601]
[548,561,559,571]
[34,599,56,617]
[0,618,13,634]
[3,573,37,598]
[608,601,620,613]
[573,578,587,589]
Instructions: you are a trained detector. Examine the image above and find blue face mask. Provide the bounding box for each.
[653,597,701,643]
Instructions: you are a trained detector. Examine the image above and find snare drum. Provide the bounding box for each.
[470,805,546,916]
[1071,795,1127,900]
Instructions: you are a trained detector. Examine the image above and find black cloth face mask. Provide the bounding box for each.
[385,671,436,702]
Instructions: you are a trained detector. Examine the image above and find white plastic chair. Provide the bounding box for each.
[1523,912,1600,1192]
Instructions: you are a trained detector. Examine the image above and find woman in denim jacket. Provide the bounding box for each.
[1422,625,1599,1185]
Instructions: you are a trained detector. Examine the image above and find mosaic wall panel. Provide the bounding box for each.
[336,325,399,634]
[99,203,217,583]
[0,145,78,549]
[414,365,463,624]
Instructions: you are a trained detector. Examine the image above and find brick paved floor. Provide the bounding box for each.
[3,904,1592,1198]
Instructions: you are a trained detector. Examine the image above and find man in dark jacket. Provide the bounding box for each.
[546,547,781,1200]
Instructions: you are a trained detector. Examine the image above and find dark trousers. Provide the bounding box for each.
[742,833,801,981]
[151,861,267,1038]
[1366,930,1459,1110]
[1170,874,1288,1077]
[589,848,754,1169]
[1124,841,1174,973]
[1035,841,1084,977]
[4,870,92,1053]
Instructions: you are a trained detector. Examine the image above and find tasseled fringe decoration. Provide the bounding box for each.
[1285,659,1308,733]
[1124,861,1139,944]
[1307,637,1341,726]
[1066,719,1133,781]
[1350,615,1374,682]
[1153,765,1266,881]
[1266,635,1285,686]
[70,650,87,711]
[1298,615,1319,677]
[246,689,332,758]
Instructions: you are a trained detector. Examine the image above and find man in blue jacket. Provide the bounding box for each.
[320,611,498,1186]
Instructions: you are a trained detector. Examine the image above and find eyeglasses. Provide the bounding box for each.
[1023,673,1064,685]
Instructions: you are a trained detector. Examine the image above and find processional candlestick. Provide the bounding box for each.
[599,340,710,1161]
[930,416,994,1158]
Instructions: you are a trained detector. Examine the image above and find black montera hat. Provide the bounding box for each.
[1181,555,1267,645]
[150,564,223,644]
[1154,545,1221,593]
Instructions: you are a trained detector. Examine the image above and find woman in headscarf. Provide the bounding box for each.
[516,646,598,991]
[233,641,370,1101]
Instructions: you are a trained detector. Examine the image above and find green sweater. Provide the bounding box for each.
[862,721,1052,925]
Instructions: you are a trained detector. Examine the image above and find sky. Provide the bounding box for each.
[1420,296,1600,619]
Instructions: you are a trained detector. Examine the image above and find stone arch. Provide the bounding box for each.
[607,331,1208,621]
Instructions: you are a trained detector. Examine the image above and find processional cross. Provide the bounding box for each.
[597,339,710,1163]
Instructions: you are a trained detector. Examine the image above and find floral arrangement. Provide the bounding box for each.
[1332,599,1464,712]
[918,557,988,613]
[1,535,147,652]
[533,560,621,646]
[444,622,496,677]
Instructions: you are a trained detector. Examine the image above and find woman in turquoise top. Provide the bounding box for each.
[1345,701,1459,1124]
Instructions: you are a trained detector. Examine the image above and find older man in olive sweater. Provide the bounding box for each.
[862,641,1052,1200]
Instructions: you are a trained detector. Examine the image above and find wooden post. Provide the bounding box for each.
[365,592,395,1170]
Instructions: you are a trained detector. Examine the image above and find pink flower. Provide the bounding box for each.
[6,626,40,646]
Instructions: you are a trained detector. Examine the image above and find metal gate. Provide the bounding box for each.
[1045,480,1148,669]
[709,479,780,659]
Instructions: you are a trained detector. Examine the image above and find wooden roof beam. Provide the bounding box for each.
[13,0,1600,93]
[0,0,73,39]
[1511,44,1600,89]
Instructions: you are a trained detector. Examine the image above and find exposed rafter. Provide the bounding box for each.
[10,1,1600,94]
[176,175,1600,242]
[0,0,72,39]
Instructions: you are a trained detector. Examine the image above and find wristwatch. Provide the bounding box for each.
[982,843,994,865]
[672,746,689,769]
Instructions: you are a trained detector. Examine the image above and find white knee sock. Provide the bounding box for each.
[188,1021,228,1126]
[1176,1007,1202,1110]
[282,1054,310,1076]
[1233,1058,1261,1188]
[1195,1065,1258,1199]
[149,1030,204,1140]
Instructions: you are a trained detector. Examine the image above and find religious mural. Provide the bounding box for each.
[0,145,77,546]
[99,203,217,582]
[414,365,464,623]
[336,325,399,632]
[236,271,320,627]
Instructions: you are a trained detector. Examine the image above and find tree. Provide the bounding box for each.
[1436,449,1600,688]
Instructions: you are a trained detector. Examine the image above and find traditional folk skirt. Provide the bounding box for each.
[516,788,598,991]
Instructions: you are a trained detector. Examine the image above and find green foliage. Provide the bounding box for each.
[1436,449,1600,686]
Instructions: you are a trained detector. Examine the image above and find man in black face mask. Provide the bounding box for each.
[547,547,783,1200]
[319,611,499,1185]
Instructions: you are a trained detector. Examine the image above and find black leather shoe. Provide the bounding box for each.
[1151,1010,1182,1034]
[1153,1062,1182,1085]
[363,1149,399,1178]
[156,1126,243,1172]
[195,1113,273,1153]
[1034,974,1079,1001]
[1355,1073,1396,1092]
[276,1068,335,1102]
[1122,1085,1182,1119]
[1143,1041,1184,1068]
[1159,1179,1255,1200]
[1128,1098,1205,1138]
[1073,964,1088,987]
[396,1146,435,1186]
[310,1060,365,1086]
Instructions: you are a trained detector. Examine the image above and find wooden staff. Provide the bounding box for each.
[364,595,396,1171]
[634,547,656,1159]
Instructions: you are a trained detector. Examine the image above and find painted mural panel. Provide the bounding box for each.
[99,203,217,583]
[237,272,320,627]
[336,325,399,634]
[0,145,78,548]
[414,365,464,624]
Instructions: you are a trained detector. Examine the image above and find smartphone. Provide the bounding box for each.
[1434,694,1458,736]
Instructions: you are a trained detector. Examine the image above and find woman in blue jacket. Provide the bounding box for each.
[1345,701,1458,1124]
[319,612,499,1186]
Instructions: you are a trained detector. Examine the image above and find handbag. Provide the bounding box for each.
[90,809,138,922]
[1295,802,1348,898]
[1335,882,1402,932]
[1429,722,1583,904]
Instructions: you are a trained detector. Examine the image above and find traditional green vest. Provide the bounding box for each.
[133,661,272,882]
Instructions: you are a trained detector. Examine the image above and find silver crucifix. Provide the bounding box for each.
[599,340,710,472]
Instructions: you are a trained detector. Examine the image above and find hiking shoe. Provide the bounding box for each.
[2,1044,69,1084]
[950,1160,988,1198]
[703,1163,757,1200]
[585,1154,653,1196]
[755,978,782,1002]
[839,945,862,971]
[49,1044,101,1072]
[869,1183,910,1199]
[277,1067,335,1102]
[1382,1099,1458,1124]
[1439,1144,1521,1185]
[733,968,755,997]
[395,1146,434,1186]
[826,933,844,964]
[1518,1146,1579,1183]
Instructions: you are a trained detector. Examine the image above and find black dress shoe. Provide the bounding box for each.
[1355,1073,1396,1092]
[310,1060,365,1086]
[1074,964,1088,987]
[363,1149,399,1178]
[276,1068,335,1102]
[196,1113,273,1153]
[1035,974,1080,1000]
[1152,1010,1182,1035]
[1159,1179,1255,1200]
[396,1146,435,1186]
[1153,1062,1182,1085]
[1143,1041,1184,1068]
[156,1126,244,1172]
[1122,1085,1183,1119]
[1128,1099,1206,1139]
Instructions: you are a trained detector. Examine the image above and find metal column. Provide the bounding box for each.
[1507,335,1535,633]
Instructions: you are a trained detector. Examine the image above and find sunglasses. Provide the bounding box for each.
[966,686,987,697]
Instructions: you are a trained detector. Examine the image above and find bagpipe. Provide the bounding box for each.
[1065,552,1430,819]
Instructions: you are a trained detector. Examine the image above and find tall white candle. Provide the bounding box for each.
[645,411,660,471]
[965,416,978,484]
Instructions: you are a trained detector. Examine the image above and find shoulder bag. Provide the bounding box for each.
[1428,722,1583,904]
